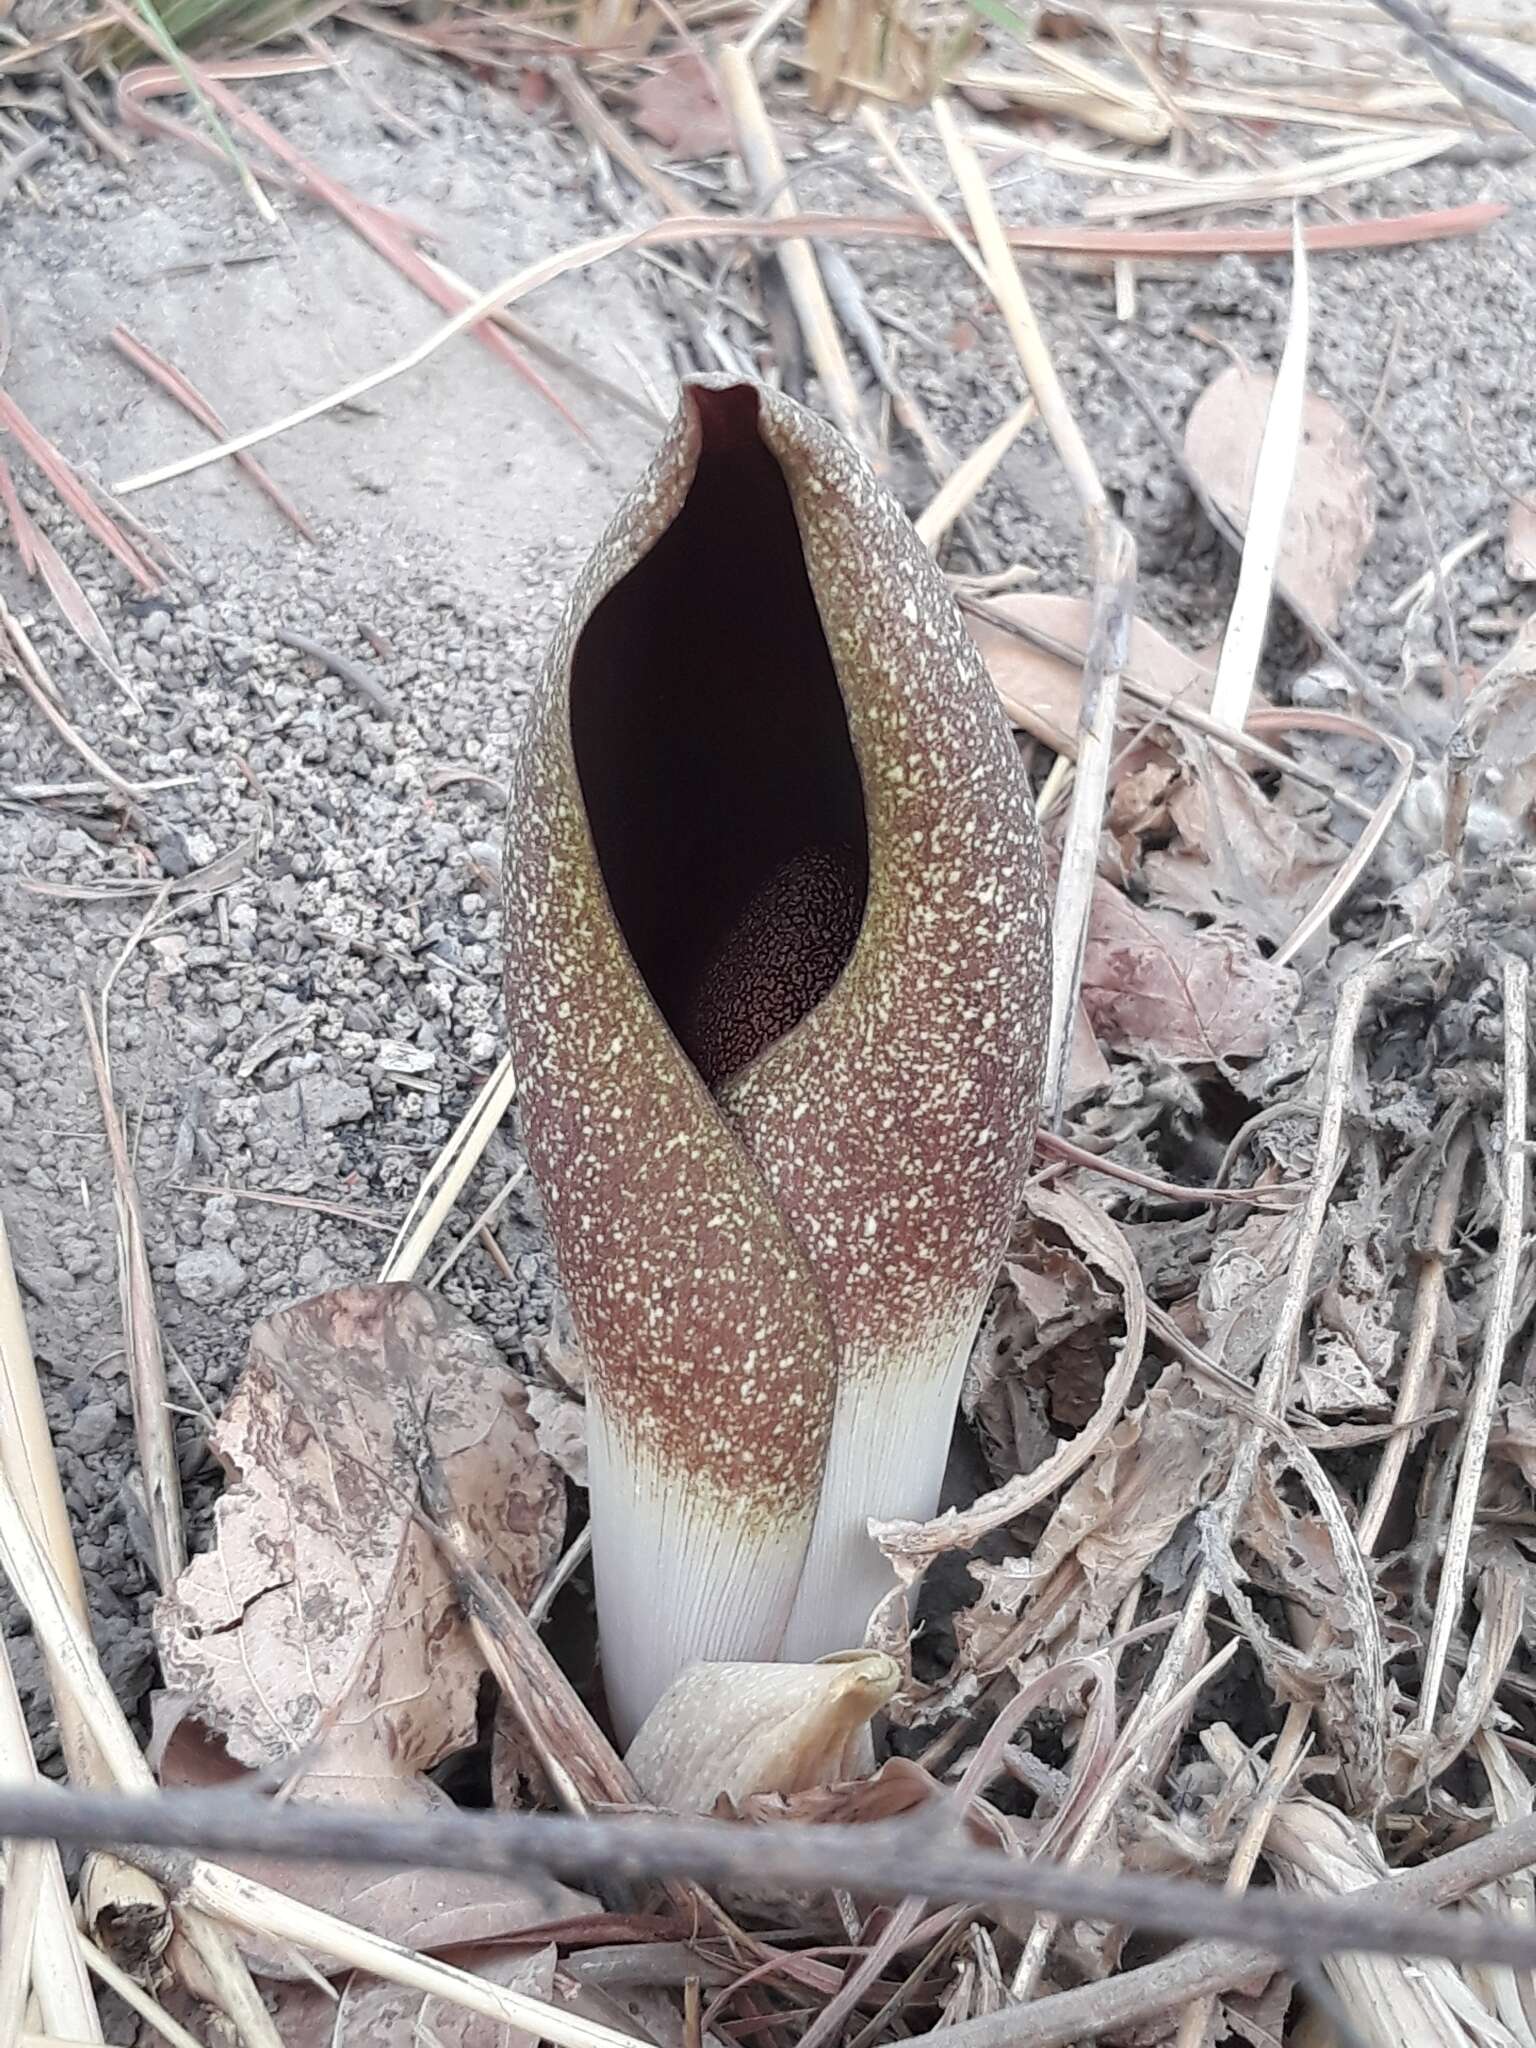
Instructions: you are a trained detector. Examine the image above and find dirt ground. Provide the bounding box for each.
[2,28,1535,1755]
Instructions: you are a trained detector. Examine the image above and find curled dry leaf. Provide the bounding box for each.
[631,53,733,159]
[626,1650,899,1812]
[1214,1446,1388,1805]
[730,1754,1013,1848]
[971,593,1215,749]
[156,1284,565,1773]
[964,1205,1126,1488]
[1081,876,1300,1063]
[1302,1207,1395,1416]
[958,1367,1232,1678]
[874,1183,1145,1570]
[1386,1569,1523,1798]
[1185,362,1375,632]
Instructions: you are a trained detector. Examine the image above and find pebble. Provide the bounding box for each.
[174,1247,247,1306]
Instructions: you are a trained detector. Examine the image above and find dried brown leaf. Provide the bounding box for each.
[964,1215,1118,1487]
[972,593,1215,745]
[1303,1211,1395,1417]
[1195,1207,1300,1381]
[1081,877,1300,1063]
[526,1380,587,1487]
[1143,743,1340,954]
[1469,619,1536,830]
[875,1184,1146,1569]
[152,1699,594,1978]
[1185,363,1375,633]
[958,1367,1231,1675]
[155,1284,564,1775]
[631,54,732,159]
[270,1941,559,2047]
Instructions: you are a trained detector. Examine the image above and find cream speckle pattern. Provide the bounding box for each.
[503,379,1048,1722]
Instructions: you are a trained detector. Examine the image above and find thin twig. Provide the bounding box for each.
[108,325,317,541]
[931,96,1134,1135]
[717,42,871,458]
[78,993,186,1591]
[1356,1118,1474,1553]
[273,626,400,718]
[0,1788,1533,1974]
[1207,212,1310,732]
[1417,957,1529,1731]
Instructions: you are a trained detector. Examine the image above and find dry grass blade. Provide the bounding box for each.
[1080,127,1464,220]
[108,324,317,541]
[108,0,276,221]
[78,995,186,1591]
[1357,1120,1475,1553]
[75,1927,210,2048]
[379,1050,518,1282]
[1207,212,1310,733]
[0,457,130,689]
[1173,1710,1310,2048]
[117,62,583,434]
[914,397,1036,550]
[933,99,1138,1138]
[717,42,871,458]
[0,1636,100,2041]
[931,96,1135,1132]
[0,1213,92,1635]
[0,390,161,589]
[1,639,146,802]
[1267,1797,1507,2048]
[0,1219,281,2048]
[1417,957,1529,1737]
[110,206,1508,499]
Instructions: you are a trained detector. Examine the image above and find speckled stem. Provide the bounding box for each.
[503,378,1047,1740]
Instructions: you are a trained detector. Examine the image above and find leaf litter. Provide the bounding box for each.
[152,1284,585,1981]
[6,11,1536,2047]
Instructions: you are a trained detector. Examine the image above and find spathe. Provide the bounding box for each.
[503,378,1048,1741]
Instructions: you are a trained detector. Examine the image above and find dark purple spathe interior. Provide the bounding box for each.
[569,384,869,1092]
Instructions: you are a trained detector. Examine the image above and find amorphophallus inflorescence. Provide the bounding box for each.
[503,377,1049,1744]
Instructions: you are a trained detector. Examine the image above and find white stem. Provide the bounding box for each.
[781,1310,983,1661]
[588,1397,811,1745]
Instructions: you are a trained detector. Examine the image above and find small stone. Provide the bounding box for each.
[300,1074,372,1128]
[68,1400,119,1457]
[174,1246,246,1305]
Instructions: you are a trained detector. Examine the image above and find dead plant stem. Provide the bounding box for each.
[78,995,186,1590]
[1417,957,1529,1733]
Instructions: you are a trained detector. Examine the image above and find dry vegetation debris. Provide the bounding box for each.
[3,0,1536,2044]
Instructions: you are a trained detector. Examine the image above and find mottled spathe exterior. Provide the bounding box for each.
[503,378,1048,1740]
